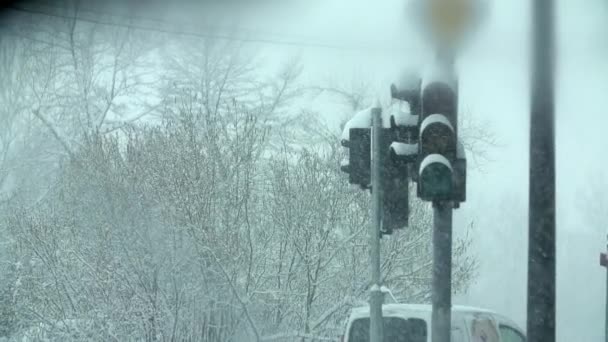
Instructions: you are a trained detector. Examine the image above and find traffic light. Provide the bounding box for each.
[341,129,371,189]
[338,61,466,234]
[376,70,420,233]
[339,103,416,234]
[341,108,373,189]
[381,99,419,234]
[453,140,467,205]
[417,61,459,201]
[390,75,421,117]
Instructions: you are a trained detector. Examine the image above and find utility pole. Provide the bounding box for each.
[599,238,608,342]
[407,0,480,337]
[418,54,459,342]
[432,201,452,342]
[369,105,384,342]
[527,0,556,341]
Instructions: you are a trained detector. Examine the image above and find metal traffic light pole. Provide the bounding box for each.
[430,52,456,342]
[602,241,608,342]
[370,106,384,342]
[412,0,474,339]
[605,239,608,342]
[527,0,556,340]
[432,200,453,342]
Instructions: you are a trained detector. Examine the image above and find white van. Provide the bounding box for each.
[342,304,525,342]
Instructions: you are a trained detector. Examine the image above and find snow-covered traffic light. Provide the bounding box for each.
[339,103,417,235]
[390,72,422,180]
[341,108,373,189]
[381,87,421,234]
[390,69,421,117]
[417,61,459,201]
[453,140,467,205]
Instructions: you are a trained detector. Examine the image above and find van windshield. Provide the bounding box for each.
[348,317,427,342]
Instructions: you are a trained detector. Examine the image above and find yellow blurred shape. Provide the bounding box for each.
[428,0,474,44]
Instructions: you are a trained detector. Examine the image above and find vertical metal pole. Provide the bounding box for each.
[528,0,556,340]
[432,201,452,342]
[427,51,455,342]
[605,237,608,342]
[370,106,384,342]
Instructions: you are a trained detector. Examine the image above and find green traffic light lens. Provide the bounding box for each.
[419,159,453,200]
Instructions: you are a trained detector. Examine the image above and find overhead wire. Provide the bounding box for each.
[15,0,321,44]
[3,3,401,53]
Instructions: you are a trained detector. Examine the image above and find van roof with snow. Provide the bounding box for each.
[343,304,525,342]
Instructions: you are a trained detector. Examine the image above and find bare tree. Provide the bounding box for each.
[0,9,484,341]
[0,34,38,204]
[7,1,157,157]
[259,136,477,340]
